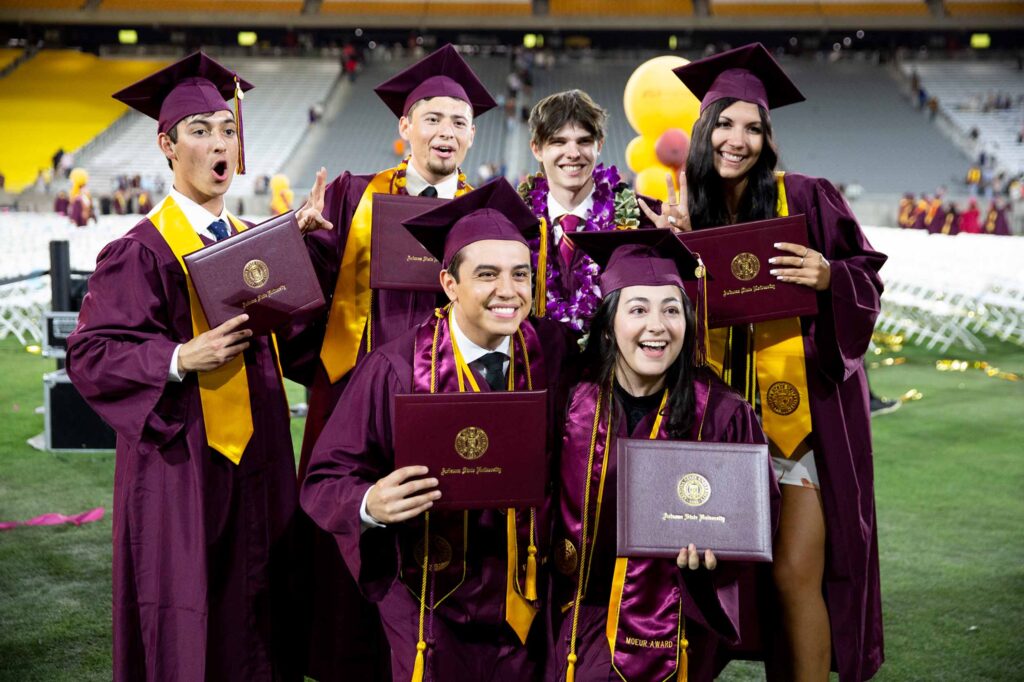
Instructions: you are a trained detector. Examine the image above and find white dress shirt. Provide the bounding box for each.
[547,186,595,244]
[159,187,231,382]
[403,161,460,199]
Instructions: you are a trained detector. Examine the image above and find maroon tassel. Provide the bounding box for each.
[693,255,709,367]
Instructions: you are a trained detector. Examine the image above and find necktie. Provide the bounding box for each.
[419,186,438,198]
[207,219,230,241]
[557,214,580,267]
[471,351,507,391]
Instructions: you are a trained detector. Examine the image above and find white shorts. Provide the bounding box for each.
[772,449,820,489]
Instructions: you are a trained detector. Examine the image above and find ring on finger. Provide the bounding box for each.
[800,255,806,268]
[667,215,678,226]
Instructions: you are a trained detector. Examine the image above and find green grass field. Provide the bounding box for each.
[0,335,1021,681]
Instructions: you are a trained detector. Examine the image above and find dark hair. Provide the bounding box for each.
[445,250,466,283]
[528,89,607,148]
[581,288,696,439]
[685,98,779,229]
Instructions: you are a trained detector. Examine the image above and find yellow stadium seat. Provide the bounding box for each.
[549,0,693,15]
[320,0,532,15]
[101,0,303,11]
[946,1,1024,15]
[0,49,24,73]
[0,51,171,193]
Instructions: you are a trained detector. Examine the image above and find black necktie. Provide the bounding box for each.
[419,186,438,198]
[472,352,507,391]
[207,218,230,241]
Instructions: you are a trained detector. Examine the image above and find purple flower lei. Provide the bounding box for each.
[521,164,622,332]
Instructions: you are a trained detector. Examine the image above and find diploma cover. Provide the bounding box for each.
[370,193,446,292]
[616,439,772,562]
[677,214,818,328]
[393,390,548,510]
[183,211,325,335]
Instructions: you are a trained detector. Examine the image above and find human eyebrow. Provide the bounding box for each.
[625,296,651,305]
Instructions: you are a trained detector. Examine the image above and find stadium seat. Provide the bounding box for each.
[549,0,693,16]
[319,0,532,16]
[101,0,303,12]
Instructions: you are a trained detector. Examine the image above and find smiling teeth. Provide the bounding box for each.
[491,306,515,314]
[722,152,744,162]
[640,341,667,349]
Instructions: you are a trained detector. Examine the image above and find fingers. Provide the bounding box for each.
[370,466,442,523]
[665,172,678,206]
[214,313,251,335]
[773,242,806,256]
[637,197,659,222]
[705,549,717,571]
[677,544,717,570]
[676,169,688,202]
[312,166,328,205]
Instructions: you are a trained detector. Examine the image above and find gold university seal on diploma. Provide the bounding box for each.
[243,259,269,288]
[413,534,453,572]
[455,426,489,460]
[730,252,760,281]
[677,473,711,507]
[766,381,800,416]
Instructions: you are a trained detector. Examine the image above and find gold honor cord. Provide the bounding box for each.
[534,217,549,317]
[151,197,254,464]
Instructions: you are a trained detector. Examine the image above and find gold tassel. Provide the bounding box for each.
[525,507,538,600]
[411,641,427,682]
[676,635,689,681]
[566,653,577,682]
[233,75,246,175]
[525,544,538,601]
[534,217,548,317]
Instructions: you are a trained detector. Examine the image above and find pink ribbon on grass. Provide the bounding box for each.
[0,507,105,531]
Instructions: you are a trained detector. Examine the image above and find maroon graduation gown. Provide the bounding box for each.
[278,170,445,680]
[66,218,303,681]
[723,173,886,680]
[300,314,570,682]
[550,373,776,681]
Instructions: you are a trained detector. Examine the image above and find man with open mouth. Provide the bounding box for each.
[67,53,308,681]
[287,44,498,681]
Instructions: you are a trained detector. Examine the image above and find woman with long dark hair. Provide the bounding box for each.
[673,44,887,681]
[549,230,776,682]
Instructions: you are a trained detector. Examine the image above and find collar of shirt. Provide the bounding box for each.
[449,309,511,369]
[164,186,230,238]
[404,161,460,199]
[547,185,595,244]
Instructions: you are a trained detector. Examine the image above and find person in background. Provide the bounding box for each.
[270,173,294,216]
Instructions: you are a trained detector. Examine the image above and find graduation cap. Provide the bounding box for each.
[572,228,711,365]
[673,42,805,114]
[374,43,497,119]
[112,51,254,174]
[403,177,539,268]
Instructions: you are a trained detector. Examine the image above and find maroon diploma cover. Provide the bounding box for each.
[677,215,818,328]
[616,439,772,562]
[370,194,446,292]
[393,390,548,510]
[183,212,325,335]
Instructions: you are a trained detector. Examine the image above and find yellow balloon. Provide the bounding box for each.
[623,55,702,138]
[625,135,659,174]
[634,164,675,203]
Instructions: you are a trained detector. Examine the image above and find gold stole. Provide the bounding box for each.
[319,169,473,382]
[151,196,260,464]
[705,174,813,457]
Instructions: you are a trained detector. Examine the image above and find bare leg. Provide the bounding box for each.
[770,484,831,682]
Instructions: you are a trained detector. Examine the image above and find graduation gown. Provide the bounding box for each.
[280,170,450,680]
[705,173,886,680]
[66,213,303,681]
[300,312,570,682]
[550,373,776,682]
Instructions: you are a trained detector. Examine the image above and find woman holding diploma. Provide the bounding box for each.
[550,229,776,682]
[668,44,887,681]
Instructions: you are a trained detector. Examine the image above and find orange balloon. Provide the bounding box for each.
[625,135,659,174]
[634,164,675,203]
[623,56,702,138]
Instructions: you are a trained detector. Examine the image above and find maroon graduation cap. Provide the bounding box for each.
[374,43,497,118]
[673,42,805,114]
[402,177,539,269]
[572,228,711,365]
[112,51,254,173]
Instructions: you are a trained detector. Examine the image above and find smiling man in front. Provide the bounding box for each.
[300,179,569,681]
[67,53,306,681]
